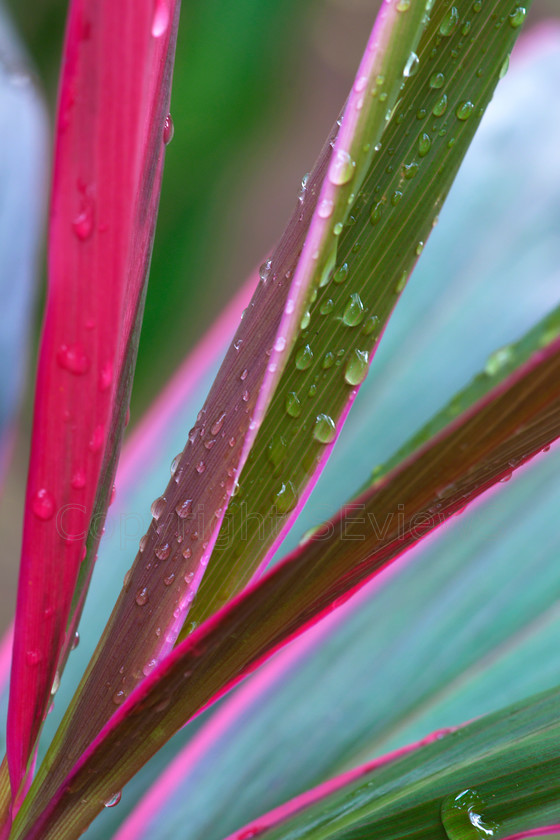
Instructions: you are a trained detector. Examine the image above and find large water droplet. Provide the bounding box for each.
[151,496,166,520]
[328,149,355,185]
[155,542,170,561]
[286,392,302,418]
[439,6,459,36]
[403,52,419,77]
[342,293,365,327]
[32,489,55,521]
[344,349,369,385]
[135,586,149,606]
[104,792,122,809]
[441,789,498,840]
[456,101,474,121]
[433,94,448,116]
[509,6,526,27]
[313,414,336,444]
[296,344,314,370]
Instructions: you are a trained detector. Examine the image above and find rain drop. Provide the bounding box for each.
[456,101,474,120]
[57,344,90,375]
[274,481,298,515]
[286,392,302,418]
[152,0,170,36]
[176,498,193,519]
[313,414,336,444]
[104,792,122,809]
[32,489,55,521]
[509,6,526,27]
[295,344,314,370]
[342,293,365,327]
[155,543,170,561]
[344,350,369,386]
[439,6,459,36]
[135,587,149,606]
[163,113,174,145]
[328,149,355,185]
[151,496,166,520]
[441,789,498,840]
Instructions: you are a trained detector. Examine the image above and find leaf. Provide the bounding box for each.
[24,0,432,808]
[12,300,560,839]
[181,0,532,636]
[0,6,47,483]
[6,0,181,804]
[222,686,560,840]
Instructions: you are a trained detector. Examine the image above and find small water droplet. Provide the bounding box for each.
[286,392,302,418]
[403,52,419,77]
[362,314,379,336]
[26,650,42,666]
[318,198,334,219]
[300,310,311,330]
[163,113,174,144]
[143,659,157,677]
[155,542,170,561]
[135,587,149,606]
[439,6,459,36]
[441,789,498,840]
[342,293,365,327]
[320,298,334,315]
[430,72,445,89]
[333,263,349,284]
[104,792,122,809]
[176,498,193,519]
[509,6,526,27]
[72,631,80,650]
[151,496,166,520]
[259,258,272,284]
[433,94,448,116]
[57,344,90,375]
[32,488,55,521]
[72,197,94,241]
[485,345,513,376]
[313,414,336,444]
[323,352,335,370]
[274,481,298,514]
[51,671,61,695]
[416,241,425,256]
[196,460,206,475]
[211,412,226,436]
[418,132,432,157]
[71,469,86,490]
[112,689,126,706]
[456,101,474,120]
[397,0,411,11]
[88,424,104,452]
[295,344,314,370]
[328,149,355,185]
[163,571,175,586]
[344,350,369,385]
[499,54,510,79]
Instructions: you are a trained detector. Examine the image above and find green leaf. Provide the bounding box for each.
[230,686,560,840]
[184,0,533,635]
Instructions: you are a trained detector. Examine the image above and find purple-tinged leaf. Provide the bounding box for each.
[6,0,181,805]
[12,308,560,840]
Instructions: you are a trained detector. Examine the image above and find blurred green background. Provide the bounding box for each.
[0,0,558,631]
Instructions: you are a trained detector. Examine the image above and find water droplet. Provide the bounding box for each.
[333,263,349,284]
[135,586,149,606]
[344,350,369,386]
[259,258,272,284]
[72,198,94,241]
[151,496,166,520]
[370,200,384,225]
[342,293,365,327]
[333,222,343,236]
[416,241,425,256]
[320,298,334,315]
[163,571,175,586]
[499,54,510,79]
[300,310,311,330]
[418,132,432,157]
[176,498,193,519]
[72,631,80,650]
[286,392,302,418]
[26,650,42,666]
[112,689,126,706]
[323,352,335,370]
[296,344,314,370]
[71,469,86,490]
[485,345,513,376]
[441,789,498,839]
[396,270,408,293]
[182,546,192,560]
[509,6,526,27]
[391,191,403,206]
[430,72,445,89]
[51,671,60,695]
[433,94,448,116]
[328,149,355,185]
[88,424,104,452]
[211,412,226,436]
[170,452,183,477]
[439,6,459,36]
[57,344,90,375]
[403,162,419,180]
[313,414,336,444]
[155,542,170,561]
[456,101,474,120]
[397,0,411,11]
[152,0,170,36]
[196,460,206,475]
[318,198,334,219]
[403,52,419,77]
[32,489,55,521]
[362,314,379,336]
[104,792,122,809]
[163,113,174,145]
[274,481,298,514]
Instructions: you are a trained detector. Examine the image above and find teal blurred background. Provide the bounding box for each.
[0,0,558,630]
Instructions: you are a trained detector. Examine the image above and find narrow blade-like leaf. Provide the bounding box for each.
[7,0,181,802]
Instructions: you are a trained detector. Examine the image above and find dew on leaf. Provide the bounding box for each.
[456,101,474,120]
[320,298,334,315]
[163,113,174,145]
[343,293,365,327]
[151,496,166,520]
[328,149,355,185]
[32,489,55,521]
[135,587,149,606]
[104,792,122,809]
[296,344,314,370]
[274,481,298,514]
[441,789,498,840]
[57,344,90,375]
[313,414,336,444]
[509,6,526,27]
[286,392,302,418]
[439,6,459,36]
[433,94,448,116]
[430,72,445,89]
[418,132,432,157]
[344,350,369,386]
[485,345,513,376]
[155,543,170,561]
[152,0,170,36]
[333,262,349,284]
